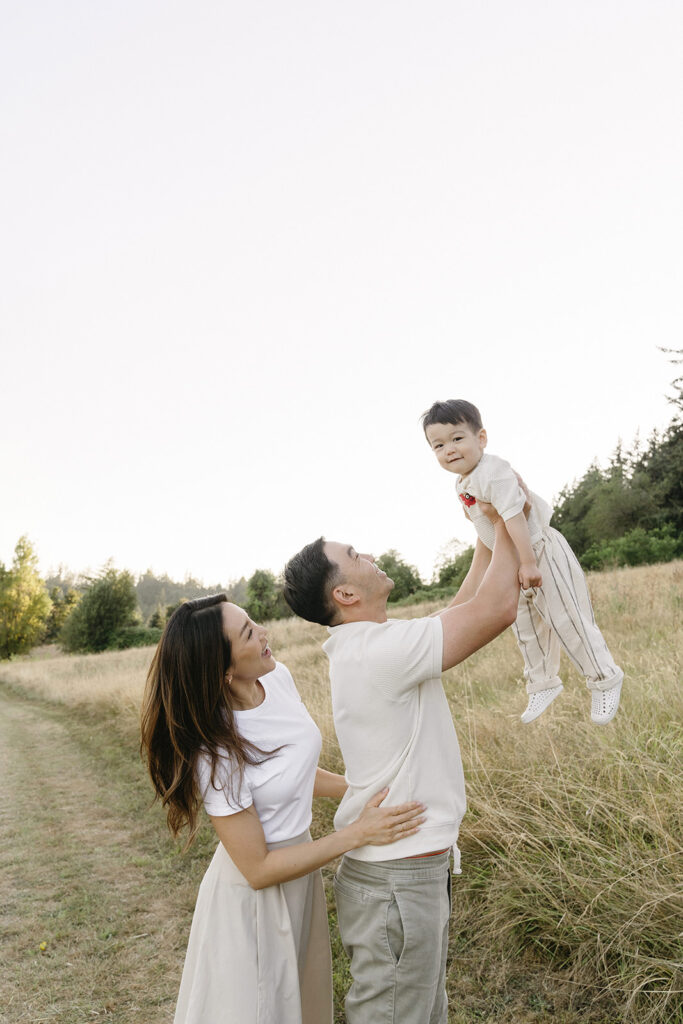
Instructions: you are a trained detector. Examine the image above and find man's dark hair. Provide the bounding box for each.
[283,537,342,626]
[421,399,483,434]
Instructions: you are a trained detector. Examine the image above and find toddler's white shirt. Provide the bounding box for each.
[457,452,552,550]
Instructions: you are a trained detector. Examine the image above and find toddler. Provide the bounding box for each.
[423,399,623,724]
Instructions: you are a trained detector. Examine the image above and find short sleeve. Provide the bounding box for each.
[486,474,525,521]
[196,749,253,817]
[369,616,443,699]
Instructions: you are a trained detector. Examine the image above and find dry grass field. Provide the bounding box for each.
[0,561,681,1023]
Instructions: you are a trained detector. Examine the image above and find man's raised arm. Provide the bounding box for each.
[439,514,520,671]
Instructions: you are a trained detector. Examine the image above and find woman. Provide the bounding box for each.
[140,594,425,1024]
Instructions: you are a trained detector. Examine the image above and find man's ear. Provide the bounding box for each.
[331,583,360,608]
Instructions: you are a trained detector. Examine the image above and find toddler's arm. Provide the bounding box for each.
[505,512,542,588]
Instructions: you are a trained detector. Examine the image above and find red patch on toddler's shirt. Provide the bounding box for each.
[459,492,476,507]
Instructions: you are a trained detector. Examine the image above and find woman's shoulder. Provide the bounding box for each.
[270,659,293,681]
[265,660,301,700]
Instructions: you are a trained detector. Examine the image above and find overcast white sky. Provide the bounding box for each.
[2,1,681,587]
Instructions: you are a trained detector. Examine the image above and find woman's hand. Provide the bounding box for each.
[349,788,426,847]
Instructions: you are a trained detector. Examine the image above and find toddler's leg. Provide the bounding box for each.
[534,529,623,724]
[512,589,564,723]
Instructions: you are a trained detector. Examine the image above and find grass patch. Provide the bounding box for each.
[1,561,681,1022]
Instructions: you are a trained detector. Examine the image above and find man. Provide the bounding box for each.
[282,511,519,1024]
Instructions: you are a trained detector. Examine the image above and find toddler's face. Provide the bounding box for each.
[425,421,487,476]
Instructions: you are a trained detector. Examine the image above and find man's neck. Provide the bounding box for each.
[336,602,388,626]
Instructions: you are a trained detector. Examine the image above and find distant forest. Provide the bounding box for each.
[550,348,682,570]
[45,568,250,624]
[43,350,682,625]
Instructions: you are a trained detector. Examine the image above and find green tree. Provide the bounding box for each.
[433,542,475,591]
[0,536,52,659]
[552,351,683,558]
[634,421,683,536]
[376,550,423,602]
[244,570,289,622]
[60,565,138,653]
[44,586,81,643]
[551,463,606,557]
[148,604,166,629]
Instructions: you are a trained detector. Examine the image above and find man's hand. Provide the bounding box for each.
[477,500,501,525]
[518,561,542,589]
[513,471,532,519]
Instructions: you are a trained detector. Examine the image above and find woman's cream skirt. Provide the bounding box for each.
[173,831,333,1024]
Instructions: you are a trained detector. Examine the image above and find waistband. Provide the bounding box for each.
[266,828,311,851]
[339,850,450,882]
[407,848,450,859]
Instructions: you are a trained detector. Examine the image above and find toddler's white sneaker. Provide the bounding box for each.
[590,677,623,725]
[521,684,563,724]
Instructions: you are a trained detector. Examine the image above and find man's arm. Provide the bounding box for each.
[439,516,520,671]
[446,539,491,607]
[313,767,348,799]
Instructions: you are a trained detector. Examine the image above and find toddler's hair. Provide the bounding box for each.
[421,399,483,434]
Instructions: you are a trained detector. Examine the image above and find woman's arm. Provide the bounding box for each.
[210,790,425,890]
[313,767,348,800]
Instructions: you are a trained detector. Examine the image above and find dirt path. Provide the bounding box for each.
[0,685,207,1024]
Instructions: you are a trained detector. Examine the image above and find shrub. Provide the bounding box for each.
[60,566,138,653]
[391,586,454,607]
[580,525,683,571]
[111,625,163,649]
[147,606,166,630]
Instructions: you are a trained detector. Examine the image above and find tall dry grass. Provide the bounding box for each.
[1,561,681,1022]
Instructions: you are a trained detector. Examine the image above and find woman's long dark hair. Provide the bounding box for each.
[140,594,273,844]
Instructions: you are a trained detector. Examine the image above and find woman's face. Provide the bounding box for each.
[221,602,276,683]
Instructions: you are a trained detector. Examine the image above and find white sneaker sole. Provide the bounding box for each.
[521,684,564,724]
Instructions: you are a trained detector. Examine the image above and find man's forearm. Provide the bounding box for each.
[440,521,520,671]
[446,540,491,607]
[313,768,348,800]
[475,520,520,607]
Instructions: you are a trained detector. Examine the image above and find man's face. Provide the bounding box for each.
[425,420,487,476]
[323,542,394,603]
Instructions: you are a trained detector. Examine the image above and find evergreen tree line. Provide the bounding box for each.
[551,348,682,569]
[1,354,680,659]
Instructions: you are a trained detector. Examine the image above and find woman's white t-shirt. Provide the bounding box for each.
[196,661,322,843]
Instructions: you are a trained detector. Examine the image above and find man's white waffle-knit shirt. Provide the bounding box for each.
[323,615,466,865]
